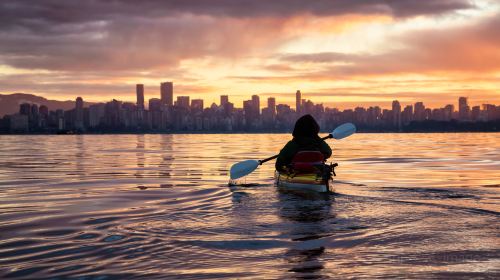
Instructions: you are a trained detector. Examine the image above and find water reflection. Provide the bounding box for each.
[278,191,334,279]
[159,135,173,178]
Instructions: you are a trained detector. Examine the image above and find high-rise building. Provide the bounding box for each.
[89,103,105,128]
[176,96,190,109]
[149,98,162,112]
[251,95,260,115]
[104,99,123,128]
[414,102,425,121]
[482,104,497,121]
[458,97,469,121]
[191,99,204,113]
[75,97,84,130]
[20,103,31,115]
[31,104,39,116]
[161,82,173,106]
[471,106,480,121]
[296,90,301,114]
[243,100,253,127]
[220,95,229,106]
[267,97,276,116]
[136,84,144,110]
[392,100,401,129]
[444,104,454,121]
[39,105,48,117]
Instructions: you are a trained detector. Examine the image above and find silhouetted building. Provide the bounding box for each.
[414,102,426,121]
[220,95,229,106]
[161,82,173,106]
[471,106,480,121]
[39,105,48,118]
[268,97,276,117]
[252,95,260,115]
[75,97,84,131]
[9,114,29,132]
[89,103,105,128]
[459,97,470,121]
[136,84,144,110]
[191,99,204,113]
[19,103,31,115]
[296,90,301,114]
[392,100,401,129]
[104,99,122,128]
[176,96,190,109]
[444,104,454,121]
[149,98,162,112]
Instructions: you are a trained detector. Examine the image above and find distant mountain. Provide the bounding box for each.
[0,93,95,117]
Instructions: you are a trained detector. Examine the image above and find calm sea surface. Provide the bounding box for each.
[0,133,498,279]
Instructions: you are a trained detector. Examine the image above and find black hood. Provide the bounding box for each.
[292,114,320,138]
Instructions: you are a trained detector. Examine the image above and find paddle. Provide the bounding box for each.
[229,122,356,180]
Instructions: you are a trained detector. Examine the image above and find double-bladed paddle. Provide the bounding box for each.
[229,122,356,180]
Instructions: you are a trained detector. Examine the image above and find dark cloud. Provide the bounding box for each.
[0,0,474,71]
[0,0,474,26]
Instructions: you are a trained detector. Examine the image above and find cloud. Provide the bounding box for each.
[0,0,474,25]
[0,0,475,72]
[0,15,291,72]
[277,14,500,76]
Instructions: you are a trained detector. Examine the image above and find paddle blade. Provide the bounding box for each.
[230,160,260,180]
[331,123,356,140]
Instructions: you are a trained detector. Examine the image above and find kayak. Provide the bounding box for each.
[275,170,332,193]
[274,151,337,193]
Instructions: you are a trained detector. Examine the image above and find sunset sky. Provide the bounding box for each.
[1,0,499,109]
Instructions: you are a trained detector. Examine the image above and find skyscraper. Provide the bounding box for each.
[296,90,301,114]
[149,98,162,112]
[392,100,401,129]
[75,97,84,130]
[136,84,144,110]
[267,97,276,116]
[176,96,190,109]
[220,95,229,106]
[251,95,260,115]
[444,104,454,121]
[161,82,173,106]
[414,102,425,121]
[39,105,49,118]
[191,99,204,113]
[19,103,31,115]
[458,97,469,121]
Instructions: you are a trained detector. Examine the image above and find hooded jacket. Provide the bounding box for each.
[275,114,332,171]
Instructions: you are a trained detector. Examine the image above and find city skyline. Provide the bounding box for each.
[2,81,498,134]
[0,1,499,108]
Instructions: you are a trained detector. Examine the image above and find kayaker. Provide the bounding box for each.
[275,114,332,171]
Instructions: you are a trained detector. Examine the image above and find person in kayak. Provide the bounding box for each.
[275,114,332,171]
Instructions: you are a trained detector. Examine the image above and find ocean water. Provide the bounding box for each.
[0,133,498,279]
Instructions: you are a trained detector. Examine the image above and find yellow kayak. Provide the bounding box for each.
[275,170,332,193]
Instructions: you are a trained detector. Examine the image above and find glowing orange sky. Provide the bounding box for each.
[0,0,499,109]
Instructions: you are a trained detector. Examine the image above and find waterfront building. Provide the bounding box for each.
[414,102,425,121]
[161,82,173,106]
[220,95,229,106]
[296,90,301,114]
[459,97,470,121]
[136,84,145,110]
[75,97,84,131]
[176,96,190,110]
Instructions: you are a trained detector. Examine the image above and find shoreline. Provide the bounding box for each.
[1,130,499,136]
